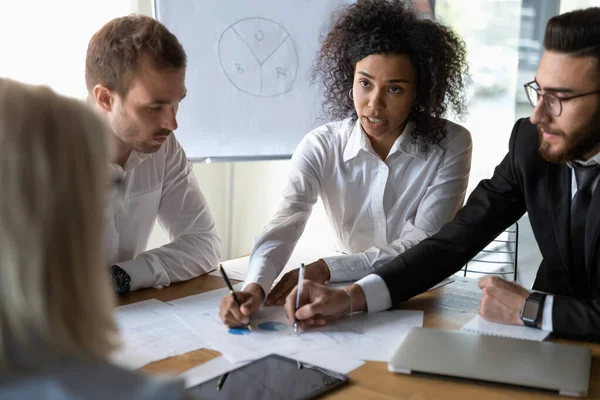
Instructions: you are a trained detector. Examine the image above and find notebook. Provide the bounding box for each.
[461,315,550,341]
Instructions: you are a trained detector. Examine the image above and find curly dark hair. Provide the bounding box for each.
[313,0,468,151]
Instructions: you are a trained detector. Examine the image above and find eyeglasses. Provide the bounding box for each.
[524,80,600,117]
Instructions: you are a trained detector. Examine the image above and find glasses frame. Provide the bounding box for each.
[523,80,600,117]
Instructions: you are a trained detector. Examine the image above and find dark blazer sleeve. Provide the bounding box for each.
[553,297,600,341]
[375,119,529,305]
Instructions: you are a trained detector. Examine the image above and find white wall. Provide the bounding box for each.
[147,158,333,262]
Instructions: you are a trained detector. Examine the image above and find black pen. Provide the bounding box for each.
[216,372,229,390]
[218,263,253,331]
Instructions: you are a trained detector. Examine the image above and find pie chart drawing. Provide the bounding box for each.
[218,17,298,97]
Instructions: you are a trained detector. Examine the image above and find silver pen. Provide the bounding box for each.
[294,263,305,334]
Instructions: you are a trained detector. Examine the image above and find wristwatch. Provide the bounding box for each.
[111,265,131,295]
[520,292,546,328]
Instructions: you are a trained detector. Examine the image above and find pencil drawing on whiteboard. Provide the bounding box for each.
[218,17,298,97]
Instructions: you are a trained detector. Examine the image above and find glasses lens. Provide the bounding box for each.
[545,94,561,116]
[525,85,538,107]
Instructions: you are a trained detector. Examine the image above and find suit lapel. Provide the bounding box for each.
[547,162,572,279]
[585,183,600,269]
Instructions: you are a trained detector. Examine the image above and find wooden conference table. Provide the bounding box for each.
[118,275,600,399]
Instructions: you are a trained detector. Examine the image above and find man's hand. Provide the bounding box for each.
[264,259,331,306]
[284,281,367,330]
[219,283,264,328]
[478,276,530,326]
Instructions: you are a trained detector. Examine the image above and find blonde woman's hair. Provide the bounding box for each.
[0,78,118,367]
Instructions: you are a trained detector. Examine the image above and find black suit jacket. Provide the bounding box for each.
[375,118,600,341]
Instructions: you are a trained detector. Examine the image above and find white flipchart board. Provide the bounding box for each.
[154,0,354,160]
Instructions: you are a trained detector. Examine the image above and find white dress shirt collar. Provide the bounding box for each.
[568,149,600,168]
[342,119,422,163]
[121,149,152,172]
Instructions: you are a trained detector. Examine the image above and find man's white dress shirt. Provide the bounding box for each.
[243,117,472,295]
[360,149,600,335]
[105,134,222,290]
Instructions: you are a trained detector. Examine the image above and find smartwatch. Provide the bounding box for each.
[520,292,546,328]
[111,265,131,295]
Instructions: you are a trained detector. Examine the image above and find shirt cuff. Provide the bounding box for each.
[541,294,554,332]
[322,254,370,282]
[355,274,392,313]
[115,258,155,291]
[242,258,279,298]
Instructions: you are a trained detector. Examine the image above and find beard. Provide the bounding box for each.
[112,108,172,154]
[538,113,600,163]
[133,129,172,154]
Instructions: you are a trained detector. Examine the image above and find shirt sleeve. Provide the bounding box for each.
[119,136,222,290]
[355,274,392,313]
[323,126,472,282]
[243,133,325,295]
[541,294,554,332]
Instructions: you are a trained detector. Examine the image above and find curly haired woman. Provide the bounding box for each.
[220,0,472,327]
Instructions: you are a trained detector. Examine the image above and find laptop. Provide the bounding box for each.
[388,327,592,397]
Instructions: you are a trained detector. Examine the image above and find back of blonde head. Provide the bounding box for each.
[0,79,118,367]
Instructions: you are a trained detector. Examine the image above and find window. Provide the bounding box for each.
[435,0,598,195]
[0,0,135,99]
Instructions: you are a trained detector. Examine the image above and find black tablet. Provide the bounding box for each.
[187,354,350,399]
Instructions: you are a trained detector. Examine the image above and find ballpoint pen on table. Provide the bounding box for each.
[216,373,229,390]
[218,263,253,331]
[294,263,305,334]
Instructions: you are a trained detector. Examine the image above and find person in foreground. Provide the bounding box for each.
[220,0,472,327]
[285,7,600,342]
[0,79,191,399]
[87,15,221,294]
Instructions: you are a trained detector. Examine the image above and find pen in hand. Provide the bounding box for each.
[294,263,305,334]
[218,264,253,331]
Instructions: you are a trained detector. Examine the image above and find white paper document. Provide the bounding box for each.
[182,356,250,388]
[170,285,423,364]
[209,256,250,281]
[209,248,344,284]
[112,299,206,369]
[316,310,424,362]
[461,315,551,341]
[170,290,340,364]
[290,350,365,375]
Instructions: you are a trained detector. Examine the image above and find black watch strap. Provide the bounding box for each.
[521,292,546,328]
